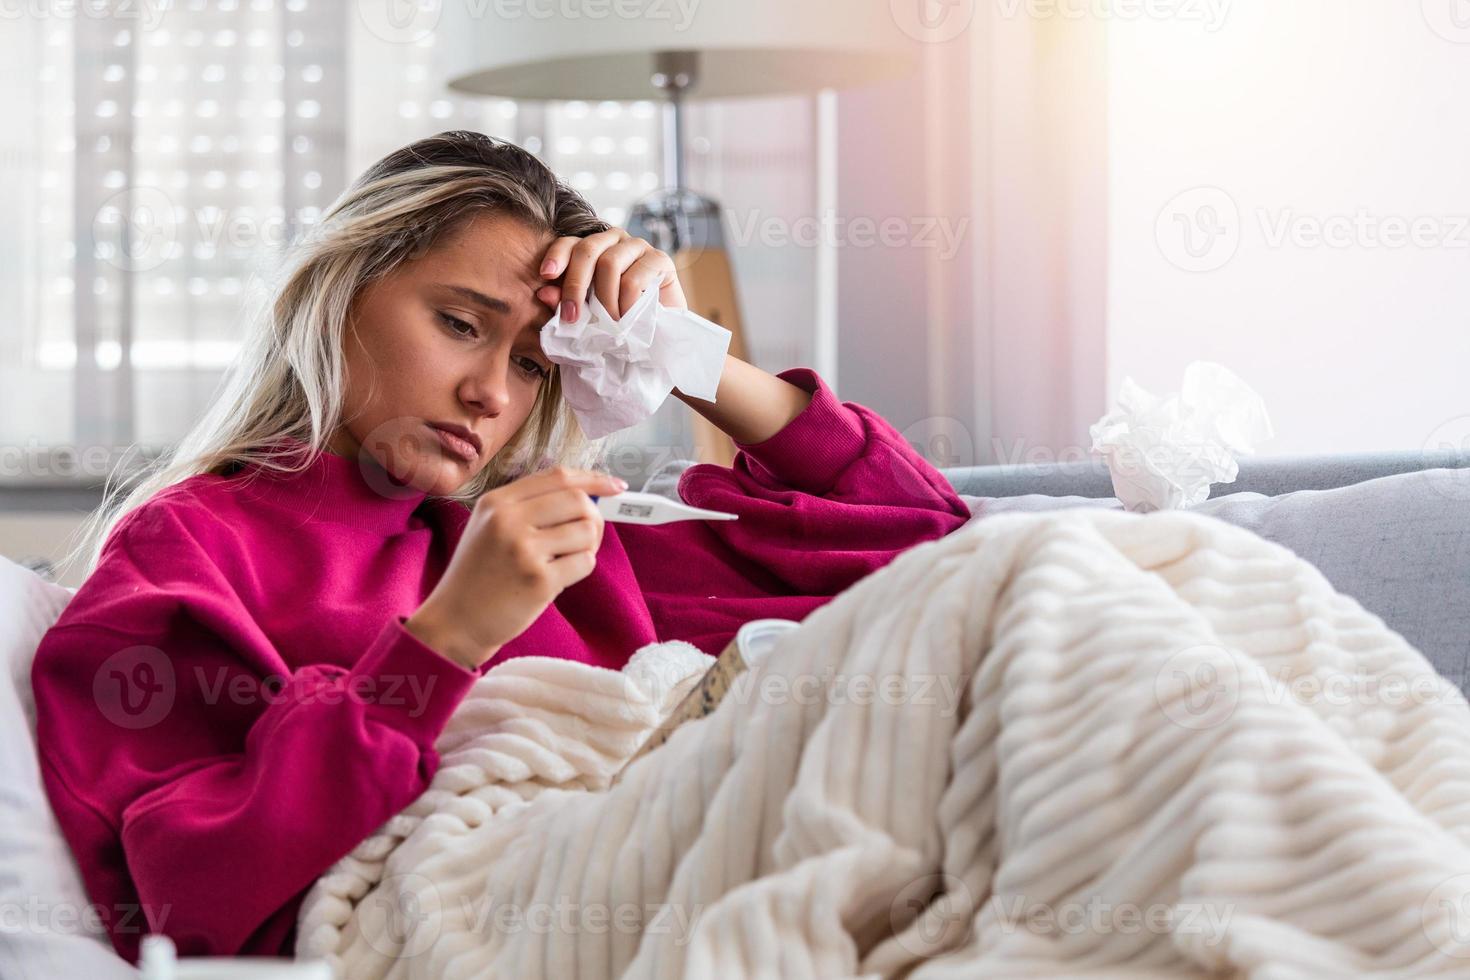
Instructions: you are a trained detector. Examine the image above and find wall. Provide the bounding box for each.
[835,6,1111,470]
[836,28,987,470]
[0,514,89,588]
[1109,0,1470,455]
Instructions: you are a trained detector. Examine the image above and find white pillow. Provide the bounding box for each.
[0,555,140,979]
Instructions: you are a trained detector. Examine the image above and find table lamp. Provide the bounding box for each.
[437,1,916,465]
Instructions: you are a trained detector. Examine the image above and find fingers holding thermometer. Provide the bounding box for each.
[403,468,736,672]
[495,466,625,565]
[403,466,625,671]
[517,479,611,556]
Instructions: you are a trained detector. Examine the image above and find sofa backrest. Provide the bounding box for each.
[939,448,1470,500]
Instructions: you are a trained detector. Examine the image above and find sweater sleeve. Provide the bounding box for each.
[671,366,973,595]
[30,510,478,962]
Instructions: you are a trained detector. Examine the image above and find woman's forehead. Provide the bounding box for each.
[423,221,554,296]
[445,214,554,264]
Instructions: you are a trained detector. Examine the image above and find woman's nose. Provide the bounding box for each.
[461,356,513,416]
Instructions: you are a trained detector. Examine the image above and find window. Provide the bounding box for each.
[2,1,667,484]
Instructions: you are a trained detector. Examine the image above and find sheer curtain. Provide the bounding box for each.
[2,1,350,479]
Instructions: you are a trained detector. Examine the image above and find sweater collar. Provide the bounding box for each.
[232,434,431,533]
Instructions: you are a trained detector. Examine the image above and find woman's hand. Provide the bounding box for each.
[532,228,811,447]
[404,466,627,670]
[534,228,688,322]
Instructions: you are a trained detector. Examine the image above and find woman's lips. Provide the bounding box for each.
[427,424,478,463]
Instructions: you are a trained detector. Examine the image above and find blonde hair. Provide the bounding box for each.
[66,131,610,576]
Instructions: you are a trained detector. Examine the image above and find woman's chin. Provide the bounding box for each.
[419,448,482,493]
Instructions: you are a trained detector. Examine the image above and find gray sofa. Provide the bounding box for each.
[940,448,1470,499]
[646,449,1470,695]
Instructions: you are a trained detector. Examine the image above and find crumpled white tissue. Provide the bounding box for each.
[540,285,732,440]
[1088,361,1275,513]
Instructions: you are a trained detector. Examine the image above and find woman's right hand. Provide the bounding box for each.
[404,466,627,670]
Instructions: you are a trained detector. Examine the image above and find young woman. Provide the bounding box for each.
[30,131,972,964]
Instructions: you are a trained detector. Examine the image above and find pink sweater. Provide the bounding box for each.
[30,367,971,963]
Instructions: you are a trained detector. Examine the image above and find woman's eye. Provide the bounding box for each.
[438,312,476,338]
[438,311,545,378]
[516,357,549,380]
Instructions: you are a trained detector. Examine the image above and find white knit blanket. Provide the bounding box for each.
[295,508,1470,978]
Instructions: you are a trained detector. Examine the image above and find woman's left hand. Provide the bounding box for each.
[535,229,688,322]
